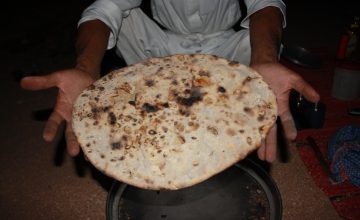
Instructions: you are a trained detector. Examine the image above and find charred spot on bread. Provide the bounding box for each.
[88,85,96,90]
[178,107,191,117]
[226,128,236,136]
[161,127,168,133]
[258,125,266,135]
[111,141,122,150]
[228,61,239,66]
[198,70,210,77]
[148,130,157,135]
[145,79,155,87]
[257,115,265,121]
[108,112,117,125]
[128,100,136,106]
[176,87,204,107]
[177,135,186,144]
[91,107,99,114]
[175,123,185,132]
[119,82,132,93]
[247,137,252,145]
[242,76,253,86]
[193,162,199,167]
[217,86,226,93]
[144,178,154,184]
[142,103,159,113]
[171,79,178,85]
[243,107,253,115]
[207,126,219,135]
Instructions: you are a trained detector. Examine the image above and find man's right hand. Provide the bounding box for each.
[20,68,95,156]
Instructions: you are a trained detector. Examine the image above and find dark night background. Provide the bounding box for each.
[0,0,359,219]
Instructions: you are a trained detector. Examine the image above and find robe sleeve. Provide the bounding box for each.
[78,0,142,49]
[240,0,286,29]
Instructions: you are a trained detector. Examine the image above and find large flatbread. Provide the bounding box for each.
[72,54,277,190]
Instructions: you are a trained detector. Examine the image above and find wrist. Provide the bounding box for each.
[75,57,101,80]
[74,20,110,80]
[250,54,279,66]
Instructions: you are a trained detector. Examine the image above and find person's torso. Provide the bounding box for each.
[150,0,241,34]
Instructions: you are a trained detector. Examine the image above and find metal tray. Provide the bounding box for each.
[106,159,282,220]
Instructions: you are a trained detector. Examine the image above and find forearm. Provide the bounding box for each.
[249,6,283,65]
[75,19,111,80]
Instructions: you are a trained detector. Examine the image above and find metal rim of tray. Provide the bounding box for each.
[281,45,321,68]
[106,158,282,220]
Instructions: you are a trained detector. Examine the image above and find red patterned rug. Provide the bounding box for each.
[281,49,360,220]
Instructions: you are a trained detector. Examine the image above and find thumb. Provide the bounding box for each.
[20,74,59,91]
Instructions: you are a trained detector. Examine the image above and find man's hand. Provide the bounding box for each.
[21,69,95,156]
[247,6,320,162]
[20,19,109,157]
[251,62,320,162]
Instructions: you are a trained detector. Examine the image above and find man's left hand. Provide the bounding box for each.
[250,62,320,162]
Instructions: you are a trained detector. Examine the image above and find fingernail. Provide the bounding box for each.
[266,153,276,162]
[43,133,53,142]
[69,147,79,157]
[257,150,265,161]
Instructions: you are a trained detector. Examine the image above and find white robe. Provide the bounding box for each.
[79,0,286,65]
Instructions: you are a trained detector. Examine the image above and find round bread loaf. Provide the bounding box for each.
[72,54,277,190]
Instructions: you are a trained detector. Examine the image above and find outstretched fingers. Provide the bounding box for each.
[265,125,277,162]
[43,112,80,157]
[279,110,297,141]
[257,124,277,162]
[65,124,80,157]
[278,75,319,141]
[43,111,64,142]
[257,141,266,161]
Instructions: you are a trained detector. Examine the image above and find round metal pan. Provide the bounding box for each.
[106,158,282,220]
[281,45,321,68]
